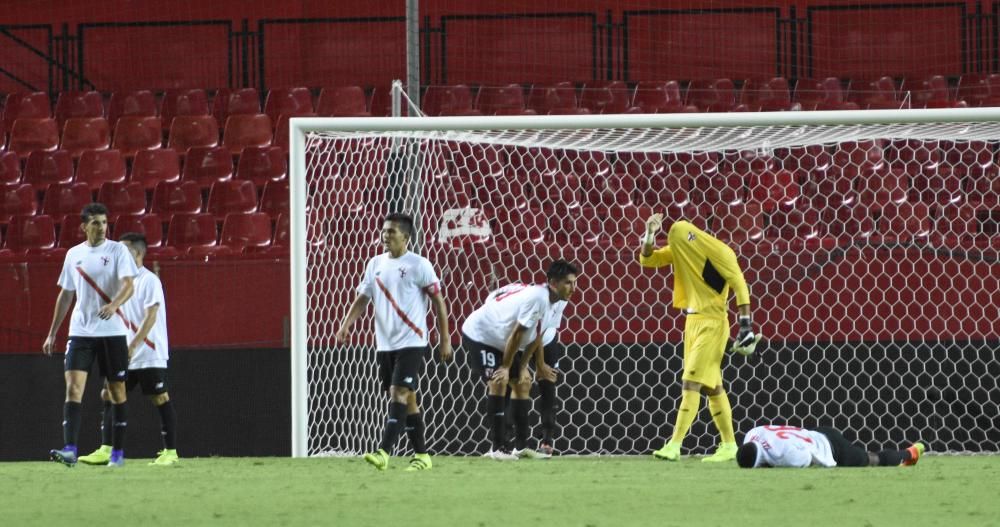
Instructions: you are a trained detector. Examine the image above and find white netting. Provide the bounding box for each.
[299,116,999,457]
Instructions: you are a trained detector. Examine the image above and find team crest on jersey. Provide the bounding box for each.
[399,267,408,278]
[101,256,110,265]
[687,231,696,242]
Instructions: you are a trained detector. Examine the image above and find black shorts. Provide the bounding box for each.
[126,368,169,395]
[376,347,428,392]
[814,426,871,467]
[463,332,526,383]
[541,341,563,371]
[64,336,129,382]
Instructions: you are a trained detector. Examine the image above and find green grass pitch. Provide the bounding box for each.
[2,455,999,526]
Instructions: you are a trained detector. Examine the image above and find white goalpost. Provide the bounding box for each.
[290,109,1000,458]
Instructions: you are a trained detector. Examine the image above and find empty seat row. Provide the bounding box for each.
[0,146,286,190]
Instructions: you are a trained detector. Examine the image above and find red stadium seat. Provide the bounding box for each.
[0,151,22,185]
[742,77,801,112]
[878,202,931,242]
[222,114,273,154]
[160,89,211,132]
[4,214,56,253]
[848,76,906,110]
[151,180,203,215]
[476,84,536,115]
[687,78,745,112]
[910,75,967,108]
[54,91,104,127]
[112,213,163,246]
[795,77,858,111]
[580,81,636,114]
[168,115,220,151]
[23,150,74,191]
[3,92,52,133]
[107,91,157,127]
[60,117,111,157]
[98,181,147,218]
[421,85,480,116]
[131,148,180,190]
[213,88,262,123]
[8,118,60,159]
[912,166,964,204]
[207,180,258,220]
[264,87,314,123]
[527,82,590,115]
[220,212,272,251]
[235,145,287,187]
[42,182,93,218]
[259,180,290,216]
[58,215,87,248]
[271,213,290,248]
[182,146,233,188]
[316,86,371,117]
[112,116,163,157]
[76,150,126,191]
[633,81,697,113]
[0,184,37,224]
[166,212,218,250]
[272,113,317,152]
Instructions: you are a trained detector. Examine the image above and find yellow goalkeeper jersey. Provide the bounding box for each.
[638,220,751,318]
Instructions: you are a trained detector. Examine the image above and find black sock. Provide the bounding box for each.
[157,401,177,450]
[379,402,408,454]
[877,449,908,466]
[63,401,82,447]
[537,380,556,444]
[488,395,506,451]
[99,400,113,446]
[405,413,426,454]
[112,403,127,451]
[512,399,531,450]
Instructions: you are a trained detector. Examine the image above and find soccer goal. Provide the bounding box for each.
[290,109,1000,458]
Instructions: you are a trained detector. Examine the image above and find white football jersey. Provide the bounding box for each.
[743,425,837,468]
[122,266,169,369]
[462,284,560,351]
[357,251,441,352]
[58,240,138,337]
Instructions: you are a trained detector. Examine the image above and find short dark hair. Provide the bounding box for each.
[384,212,414,238]
[81,202,108,223]
[546,259,579,281]
[736,442,758,468]
[118,232,148,255]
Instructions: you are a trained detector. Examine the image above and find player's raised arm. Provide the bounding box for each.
[638,213,674,267]
[335,294,371,344]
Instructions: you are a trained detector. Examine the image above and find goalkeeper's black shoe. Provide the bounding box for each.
[49,447,78,467]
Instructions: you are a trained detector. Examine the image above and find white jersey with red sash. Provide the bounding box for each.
[57,240,138,337]
[356,251,441,352]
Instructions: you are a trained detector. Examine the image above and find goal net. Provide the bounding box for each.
[291,110,1000,458]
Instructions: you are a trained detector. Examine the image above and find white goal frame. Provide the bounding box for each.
[289,108,1000,457]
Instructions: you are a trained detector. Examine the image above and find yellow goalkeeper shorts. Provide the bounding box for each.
[681,314,728,388]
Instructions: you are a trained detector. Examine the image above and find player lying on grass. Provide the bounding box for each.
[737,425,925,468]
[462,260,578,460]
[640,214,760,463]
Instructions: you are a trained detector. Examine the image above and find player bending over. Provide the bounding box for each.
[78,233,178,466]
[640,215,760,463]
[462,260,578,460]
[336,213,453,471]
[737,425,925,468]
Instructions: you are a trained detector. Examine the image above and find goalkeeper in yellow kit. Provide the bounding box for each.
[639,214,760,462]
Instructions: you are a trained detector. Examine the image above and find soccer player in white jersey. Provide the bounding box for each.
[78,232,178,466]
[43,203,137,467]
[336,213,453,472]
[736,425,925,468]
[462,260,578,460]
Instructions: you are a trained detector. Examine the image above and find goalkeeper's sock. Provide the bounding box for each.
[877,449,909,466]
[511,398,531,450]
[538,380,556,444]
[707,391,736,444]
[157,401,177,450]
[379,402,408,454]
[111,402,128,451]
[405,413,426,455]
[99,400,113,446]
[488,395,506,451]
[63,401,82,447]
[670,389,701,444]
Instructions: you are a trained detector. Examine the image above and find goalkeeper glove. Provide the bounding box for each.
[732,316,761,356]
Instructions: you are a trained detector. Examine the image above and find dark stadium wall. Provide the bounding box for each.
[0,347,290,461]
[0,1,977,93]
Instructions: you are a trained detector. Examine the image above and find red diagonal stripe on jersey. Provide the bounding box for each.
[75,267,155,350]
[375,277,424,339]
